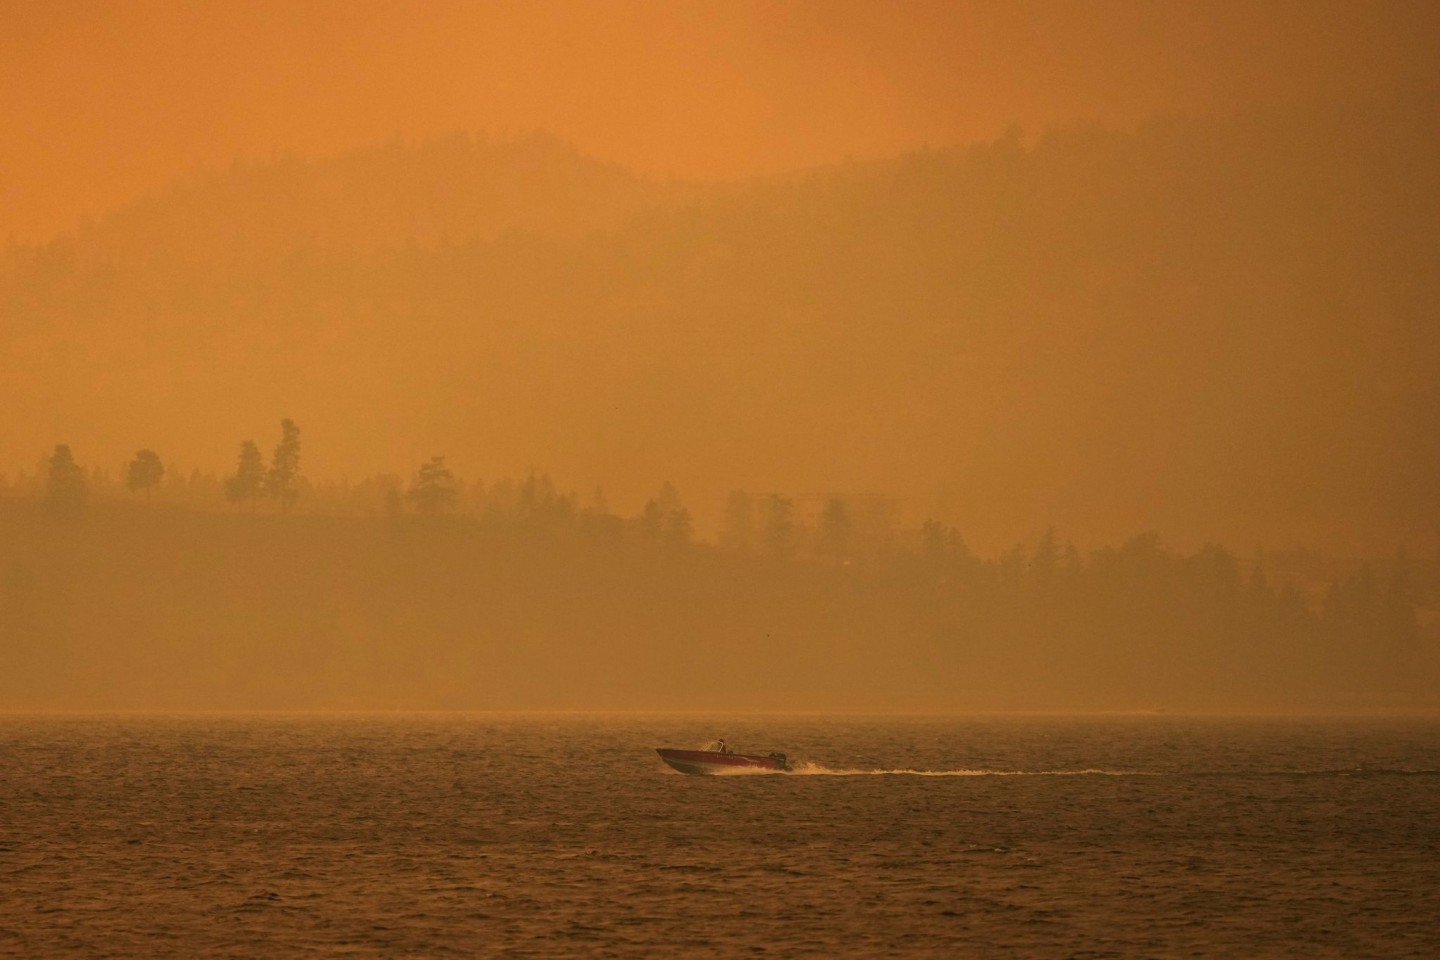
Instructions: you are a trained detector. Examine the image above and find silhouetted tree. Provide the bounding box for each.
[44,444,87,517]
[920,520,950,564]
[1061,541,1083,579]
[665,504,694,547]
[1031,527,1061,588]
[224,441,266,511]
[515,470,575,529]
[764,494,795,558]
[407,456,458,515]
[638,500,665,541]
[124,449,165,500]
[639,482,691,547]
[266,418,301,512]
[657,483,693,546]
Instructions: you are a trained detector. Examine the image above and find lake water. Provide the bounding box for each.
[1,714,1437,958]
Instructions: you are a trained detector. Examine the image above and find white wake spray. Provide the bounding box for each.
[784,762,1155,777]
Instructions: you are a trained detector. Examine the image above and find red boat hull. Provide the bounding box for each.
[656,748,789,775]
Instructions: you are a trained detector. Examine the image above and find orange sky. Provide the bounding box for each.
[3,0,1436,242]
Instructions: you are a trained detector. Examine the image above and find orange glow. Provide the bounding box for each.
[3,1,1436,239]
[2,1,1438,712]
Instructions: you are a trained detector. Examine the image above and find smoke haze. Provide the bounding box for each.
[5,0,1436,239]
[2,0,1438,711]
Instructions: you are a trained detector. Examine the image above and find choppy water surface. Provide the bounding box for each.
[1,714,1437,958]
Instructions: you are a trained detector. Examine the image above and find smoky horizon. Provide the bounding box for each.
[2,0,1438,713]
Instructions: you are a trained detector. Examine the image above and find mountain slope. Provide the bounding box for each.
[3,101,1437,552]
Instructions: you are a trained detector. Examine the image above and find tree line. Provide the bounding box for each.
[36,419,305,517]
[1,477,1434,709]
[11,427,1438,707]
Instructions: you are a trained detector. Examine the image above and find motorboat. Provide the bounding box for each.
[655,740,791,775]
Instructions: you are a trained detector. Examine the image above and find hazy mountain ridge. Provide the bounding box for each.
[2,99,1437,552]
[91,131,675,263]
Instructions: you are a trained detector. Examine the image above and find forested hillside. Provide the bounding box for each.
[3,97,1437,552]
[2,494,1436,712]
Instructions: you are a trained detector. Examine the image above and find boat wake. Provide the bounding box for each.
[730,764,1440,778]
[784,763,1154,777]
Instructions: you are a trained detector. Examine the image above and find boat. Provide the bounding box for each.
[655,740,791,775]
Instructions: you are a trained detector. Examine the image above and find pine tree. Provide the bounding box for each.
[406,456,458,515]
[44,444,87,517]
[266,419,301,512]
[764,494,795,558]
[124,449,165,500]
[224,441,266,511]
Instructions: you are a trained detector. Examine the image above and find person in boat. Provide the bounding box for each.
[713,739,729,754]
